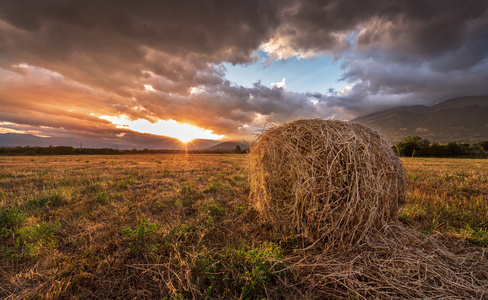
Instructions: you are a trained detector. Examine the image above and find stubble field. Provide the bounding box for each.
[1,154,487,299]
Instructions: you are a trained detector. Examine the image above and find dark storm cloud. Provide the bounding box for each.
[0,0,281,91]
[282,0,488,116]
[0,0,487,143]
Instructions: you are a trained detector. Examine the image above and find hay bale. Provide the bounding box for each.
[249,119,406,248]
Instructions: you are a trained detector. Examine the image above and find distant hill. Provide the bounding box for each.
[352,96,488,144]
[205,141,250,151]
[0,132,222,150]
[185,139,222,150]
[0,133,82,148]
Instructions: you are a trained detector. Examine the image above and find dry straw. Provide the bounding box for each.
[249,119,406,249]
[249,119,488,298]
[270,224,488,299]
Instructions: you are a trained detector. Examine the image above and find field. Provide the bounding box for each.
[1,154,487,299]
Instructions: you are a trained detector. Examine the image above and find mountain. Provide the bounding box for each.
[205,141,250,151]
[0,132,230,150]
[0,133,82,148]
[352,96,488,144]
[0,132,208,150]
[185,139,222,150]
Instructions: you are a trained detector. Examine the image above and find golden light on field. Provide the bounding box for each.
[99,115,224,143]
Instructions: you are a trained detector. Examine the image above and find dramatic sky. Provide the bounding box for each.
[1,0,488,147]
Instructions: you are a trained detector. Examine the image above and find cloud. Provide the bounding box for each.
[271,78,286,89]
[0,0,487,145]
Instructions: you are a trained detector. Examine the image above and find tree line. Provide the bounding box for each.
[1,140,486,158]
[0,145,248,156]
[392,136,488,158]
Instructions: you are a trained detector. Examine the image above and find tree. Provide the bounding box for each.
[477,141,488,151]
[234,145,242,153]
[395,136,422,156]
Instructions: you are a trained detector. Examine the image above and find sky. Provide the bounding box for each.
[1,0,488,147]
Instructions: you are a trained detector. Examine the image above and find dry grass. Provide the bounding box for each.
[249,119,406,250]
[0,152,487,299]
[401,157,488,234]
[0,154,267,299]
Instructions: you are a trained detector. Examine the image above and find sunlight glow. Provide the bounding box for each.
[271,78,286,89]
[310,97,319,106]
[0,127,26,134]
[0,125,50,137]
[338,85,353,96]
[144,84,155,92]
[190,86,204,94]
[99,115,224,143]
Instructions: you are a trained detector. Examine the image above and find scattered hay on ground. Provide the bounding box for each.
[272,224,488,299]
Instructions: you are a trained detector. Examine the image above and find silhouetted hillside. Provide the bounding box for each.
[205,141,249,151]
[0,133,222,150]
[352,96,488,143]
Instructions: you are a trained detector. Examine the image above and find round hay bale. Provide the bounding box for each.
[249,119,406,248]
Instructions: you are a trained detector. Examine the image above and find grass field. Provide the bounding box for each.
[400,158,488,243]
[1,154,487,298]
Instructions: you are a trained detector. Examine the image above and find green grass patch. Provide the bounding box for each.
[179,184,202,206]
[27,192,67,209]
[8,221,62,258]
[194,242,284,299]
[459,225,488,246]
[123,218,160,255]
[0,208,24,230]
[96,190,109,204]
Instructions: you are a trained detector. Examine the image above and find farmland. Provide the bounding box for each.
[1,154,487,299]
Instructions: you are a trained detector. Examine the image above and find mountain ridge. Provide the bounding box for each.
[2,96,487,148]
[352,96,488,144]
[205,141,250,151]
[0,132,222,150]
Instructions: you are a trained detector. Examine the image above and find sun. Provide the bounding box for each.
[99,115,224,143]
[175,134,197,144]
